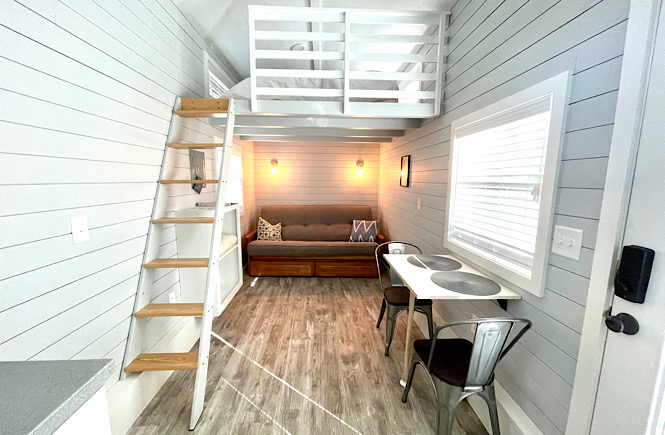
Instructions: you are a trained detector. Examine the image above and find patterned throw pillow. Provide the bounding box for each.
[257,217,282,241]
[349,220,378,242]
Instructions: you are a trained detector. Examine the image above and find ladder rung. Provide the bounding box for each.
[173,110,228,118]
[124,352,198,372]
[167,143,224,149]
[135,303,204,317]
[160,179,219,184]
[144,258,209,268]
[175,98,229,118]
[152,217,214,224]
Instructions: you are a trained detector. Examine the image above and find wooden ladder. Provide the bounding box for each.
[121,98,236,430]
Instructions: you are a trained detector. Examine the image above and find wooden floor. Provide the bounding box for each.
[128,275,488,435]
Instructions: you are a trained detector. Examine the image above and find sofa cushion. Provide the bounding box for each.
[260,205,372,226]
[281,224,351,241]
[247,240,378,257]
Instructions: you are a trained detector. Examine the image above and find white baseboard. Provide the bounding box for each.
[412,312,542,435]
[106,317,201,435]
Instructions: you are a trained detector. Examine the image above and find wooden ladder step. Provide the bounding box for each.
[124,352,198,372]
[144,258,209,268]
[160,179,218,184]
[152,217,214,224]
[174,98,229,118]
[167,143,223,149]
[135,303,204,317]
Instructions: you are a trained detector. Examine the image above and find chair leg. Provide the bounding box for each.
[401,360,421,403]
[384,305,402,356]
[478,384,501,435]
[424,306,435,339]
[376,298,386,328]
[434,380,463,435]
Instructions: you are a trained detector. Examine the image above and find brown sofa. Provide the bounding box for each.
[244,205,385,277]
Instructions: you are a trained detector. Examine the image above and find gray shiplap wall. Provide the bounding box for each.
[378,0,628,433]
[0,0,246,387]
[253,141,380,217]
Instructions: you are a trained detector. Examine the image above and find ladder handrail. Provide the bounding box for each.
[190,98,236,429]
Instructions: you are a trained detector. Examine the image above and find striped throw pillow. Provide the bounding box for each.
[349,220,377,242]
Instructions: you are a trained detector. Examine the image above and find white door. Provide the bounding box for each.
[590,2,665,433]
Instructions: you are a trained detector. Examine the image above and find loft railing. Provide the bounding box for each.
[247,6,449,118]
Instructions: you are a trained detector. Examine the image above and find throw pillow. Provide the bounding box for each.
[257,217,282,241]
[349,220,378,242]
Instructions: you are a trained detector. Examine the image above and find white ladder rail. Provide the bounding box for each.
[190,98,236,430]
[120,97,182,380]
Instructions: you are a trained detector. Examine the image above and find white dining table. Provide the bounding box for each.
[383,253,522,385]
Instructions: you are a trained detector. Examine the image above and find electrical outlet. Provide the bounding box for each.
[168,291,177,304]
[551,225,584,261]
[416,197,422,210]
[70,216,90,244]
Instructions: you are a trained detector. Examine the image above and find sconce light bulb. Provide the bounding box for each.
[271,167,277,175]
[357,168,364,177]
[401,169,406,177]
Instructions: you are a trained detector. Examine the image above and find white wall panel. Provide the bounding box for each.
[0,0,246,393]
[253,141,380,218]
[378,1,629,432]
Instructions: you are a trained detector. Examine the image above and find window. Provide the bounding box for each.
[445,72,571,296]
[203,51,233,98]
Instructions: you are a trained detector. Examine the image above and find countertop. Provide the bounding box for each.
[0,359,115,435]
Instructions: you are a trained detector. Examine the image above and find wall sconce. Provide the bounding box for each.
[270,159,278,175]
[400,155,411,187]
[356,159,364,177]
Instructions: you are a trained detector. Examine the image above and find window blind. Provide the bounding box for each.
[449,94,553,277]
[225,153,243,209]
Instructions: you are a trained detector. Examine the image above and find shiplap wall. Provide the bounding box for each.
[378,1,628,433]
[253,141,380,218]
[0,0,245,387]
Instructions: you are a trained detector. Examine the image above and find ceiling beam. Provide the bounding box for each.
[239,135,390,143]
[213,115,420,130]
[234,127,404,137]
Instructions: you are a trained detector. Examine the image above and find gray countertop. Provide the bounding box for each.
[0,359,115,435]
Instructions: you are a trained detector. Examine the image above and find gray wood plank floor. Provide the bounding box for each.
[128,275,488,435]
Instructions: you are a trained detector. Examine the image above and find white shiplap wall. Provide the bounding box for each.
[0,0,246,387]
[253,141,380,218]
[378,0,628,433]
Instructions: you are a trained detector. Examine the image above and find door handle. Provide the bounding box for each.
[604,310,639,335]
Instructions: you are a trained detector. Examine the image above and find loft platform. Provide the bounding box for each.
[244,6,449,119]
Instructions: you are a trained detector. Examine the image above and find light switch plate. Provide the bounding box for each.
[70,216,90,244]
[416,197,422,210]
[551,225,584,260]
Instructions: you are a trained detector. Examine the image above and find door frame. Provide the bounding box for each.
[566,0,664,433]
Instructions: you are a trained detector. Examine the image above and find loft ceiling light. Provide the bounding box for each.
[290,43,306,51]
[356,159,364,177]
[270,159,279,175]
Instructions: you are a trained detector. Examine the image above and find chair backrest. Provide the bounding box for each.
[429,318,531,390]
[374,241,422,290]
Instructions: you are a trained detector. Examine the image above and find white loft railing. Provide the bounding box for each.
[247,6,449,118]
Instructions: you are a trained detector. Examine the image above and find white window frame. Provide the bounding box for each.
[203,51,234,98]
[444,71,572,297]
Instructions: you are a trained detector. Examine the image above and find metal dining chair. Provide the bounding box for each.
[402,317,532,435]
[375,241,434,356]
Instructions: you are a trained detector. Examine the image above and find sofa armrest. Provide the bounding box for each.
[244,229,257,245]
[378,233,386,245]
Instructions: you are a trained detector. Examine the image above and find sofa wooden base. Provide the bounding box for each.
[248,256,378,277]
